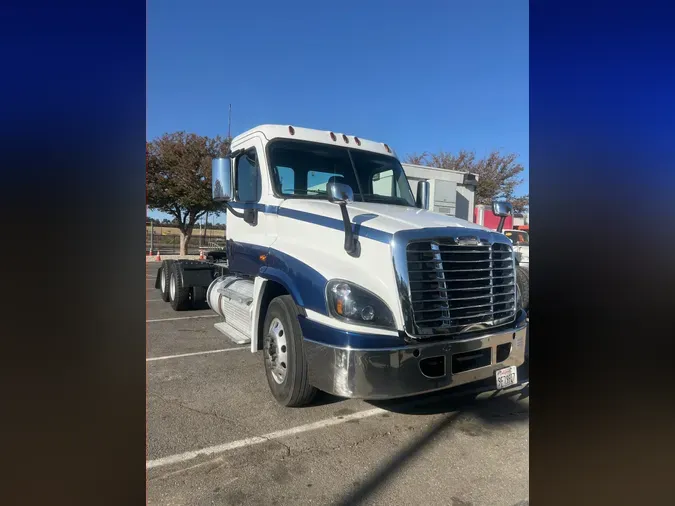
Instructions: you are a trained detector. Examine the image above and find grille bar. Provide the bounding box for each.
[406,239,517,336]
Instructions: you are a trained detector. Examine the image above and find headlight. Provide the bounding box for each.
[326,280,396,329]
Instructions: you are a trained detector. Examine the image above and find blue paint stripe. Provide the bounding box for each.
[277,208,392,244]
[229,202,279,213]
[299,316,404,349]
[227,201,392,243]
[263,248,328,315]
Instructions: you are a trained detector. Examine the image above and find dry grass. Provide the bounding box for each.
[146,225,225,237]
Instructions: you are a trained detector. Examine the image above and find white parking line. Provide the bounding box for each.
[147,347,247,362]
[146,315,219,323]
[146,299,164,302]
[146,408,386,470]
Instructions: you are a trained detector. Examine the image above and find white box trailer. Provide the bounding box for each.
[401,163,478,222]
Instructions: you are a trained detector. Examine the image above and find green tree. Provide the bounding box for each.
[403,149,528,212]
[146,132,230,255]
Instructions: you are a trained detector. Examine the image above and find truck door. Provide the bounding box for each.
[227,135,277,276]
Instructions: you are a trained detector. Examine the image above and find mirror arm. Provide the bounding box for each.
[338,204,358,255]
[497,216,506,233]
[225,202,246,219]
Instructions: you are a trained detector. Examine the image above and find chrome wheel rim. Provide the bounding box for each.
[169,273,176,301]
[160,270,166,292]
[265,318,288,384]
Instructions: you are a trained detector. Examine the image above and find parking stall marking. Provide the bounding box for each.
[146,407,386,470]
[146,315,220,323]
[147,347,248,362]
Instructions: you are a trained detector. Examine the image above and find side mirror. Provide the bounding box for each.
[212,157,232,202]
[326,182,358,256]
[416,180,430,210]
[492,200,513,217]
[327,182,354,204]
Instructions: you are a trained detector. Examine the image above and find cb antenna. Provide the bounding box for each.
[227,104,232,141]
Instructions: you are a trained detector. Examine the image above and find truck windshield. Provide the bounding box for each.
[505,230,529,245]
[268,139,416,207]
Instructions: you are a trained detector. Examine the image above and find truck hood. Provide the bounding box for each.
[278,200,492,236]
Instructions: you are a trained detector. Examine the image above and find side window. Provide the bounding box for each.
[307,170,342,194]
[236,149,261,202]
[276,166,295,193]
[371,169,396,197]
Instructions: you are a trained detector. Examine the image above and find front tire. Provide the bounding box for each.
[516,265,529,313]
[262,295,317,407]
[169,262,191,311]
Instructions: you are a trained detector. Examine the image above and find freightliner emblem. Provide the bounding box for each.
[456,236,481,246]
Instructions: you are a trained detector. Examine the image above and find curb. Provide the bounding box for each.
[146,255,200,262]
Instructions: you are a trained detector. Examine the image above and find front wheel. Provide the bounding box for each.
[262,295,317,407]
[516,265,529,314]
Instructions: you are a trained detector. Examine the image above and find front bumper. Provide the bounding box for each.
[303,309,528,400]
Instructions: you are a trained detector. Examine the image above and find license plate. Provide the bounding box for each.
[495,366,518,390]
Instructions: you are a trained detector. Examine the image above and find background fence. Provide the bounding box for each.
[146,222,226,255]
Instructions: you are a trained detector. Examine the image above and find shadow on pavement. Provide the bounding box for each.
[333,378,530,506]
[373,361,529,416]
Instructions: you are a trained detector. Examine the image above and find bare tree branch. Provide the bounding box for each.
[403,149,528,210]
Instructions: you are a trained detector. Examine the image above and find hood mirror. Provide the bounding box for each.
[327,182,358,256]
[492,200,513,217]
[327,182,354,205]
[492,200,513,233]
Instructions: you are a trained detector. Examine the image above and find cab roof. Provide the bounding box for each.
[232,124,395,157]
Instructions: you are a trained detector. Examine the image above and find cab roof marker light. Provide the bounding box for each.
[330,132,337,141]
[288,126,295,135]
[384,143,392,153]
[354,137,361,146]
[342,134,349,144]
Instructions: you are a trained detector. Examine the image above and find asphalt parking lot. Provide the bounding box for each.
[146,262,530,506]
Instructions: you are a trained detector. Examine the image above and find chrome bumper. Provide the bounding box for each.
[304,310,528,400]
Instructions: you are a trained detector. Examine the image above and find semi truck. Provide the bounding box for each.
[154,124,528,407]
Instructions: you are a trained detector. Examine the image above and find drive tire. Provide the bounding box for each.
[169,262,191,311]
[516,265,529,313]
[262,295,317,407]
[158,260,175,302]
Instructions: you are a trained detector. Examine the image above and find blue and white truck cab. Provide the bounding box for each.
[155,124,528,407]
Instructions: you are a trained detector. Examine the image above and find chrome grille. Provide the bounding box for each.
[406,239,516,336]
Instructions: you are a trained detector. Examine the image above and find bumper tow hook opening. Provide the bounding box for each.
[419,355,446,379]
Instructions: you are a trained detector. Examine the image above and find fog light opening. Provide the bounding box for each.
[496,343,512,363]
[419,355,446,379]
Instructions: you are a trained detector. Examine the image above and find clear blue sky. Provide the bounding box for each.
[147,0,528,222]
